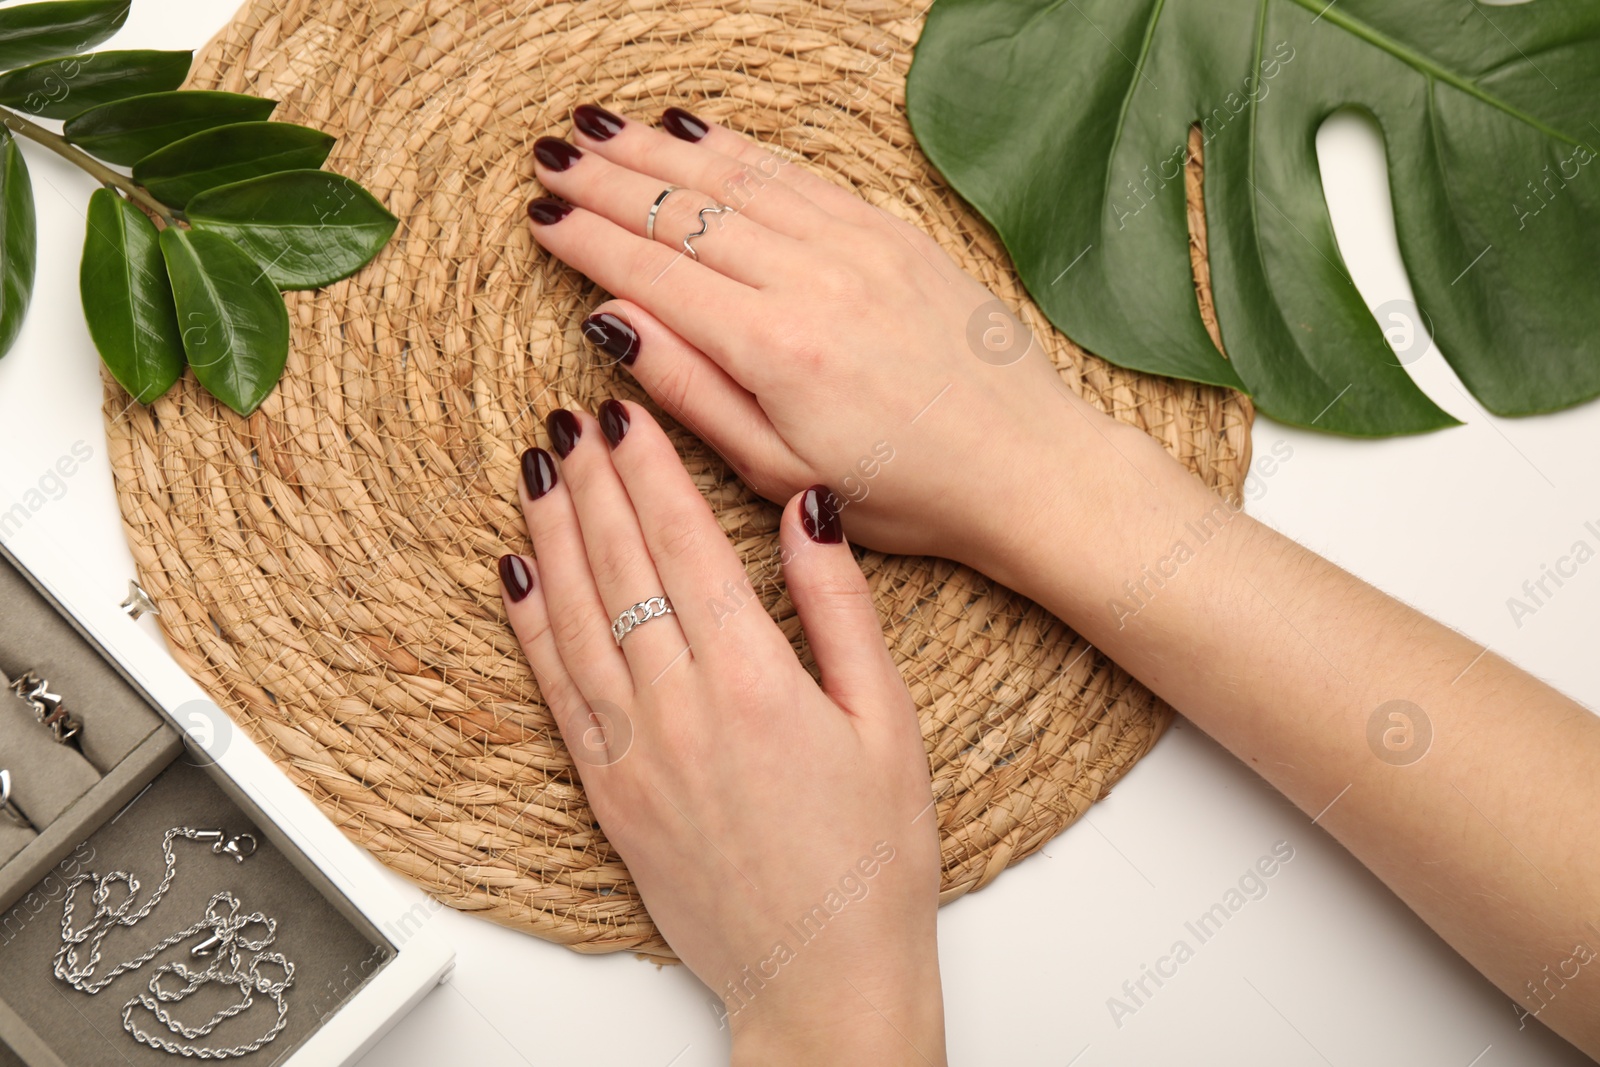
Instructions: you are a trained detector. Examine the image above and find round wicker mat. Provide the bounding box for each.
[102,0,1254,957]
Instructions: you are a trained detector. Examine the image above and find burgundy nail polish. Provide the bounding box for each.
[534,137,582,171]
[521,447,558,499]
[573,103,624,141]
[582,312,639,367]
[800,485,843,544]
[662,106,708,143]
[545,409,581,457]
[598,400,630,448]
[499,554,534,602]
[527,197,573,225]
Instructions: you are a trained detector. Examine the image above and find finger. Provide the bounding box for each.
[526,198,769,384]
[670,108,887,230]
[778,485,903,716]
[547,407,693,685]
[599,400,790,663]
[568,102,831,240]
[534,136,802,288]
[517,445,632,700]
[499,554,621,776]
[580,300,810,498]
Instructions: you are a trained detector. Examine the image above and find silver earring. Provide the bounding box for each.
[9,670,83,747]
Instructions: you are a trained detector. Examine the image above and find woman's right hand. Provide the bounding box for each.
[526,104,1188,569]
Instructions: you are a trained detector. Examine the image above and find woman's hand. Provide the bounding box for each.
[524,105,1184,568]
[498,401,946,1064]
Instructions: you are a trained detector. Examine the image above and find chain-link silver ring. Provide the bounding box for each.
[612,596,674,645]
[9,670,82,747]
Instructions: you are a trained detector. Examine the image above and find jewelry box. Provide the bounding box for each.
[0,526,453,1066]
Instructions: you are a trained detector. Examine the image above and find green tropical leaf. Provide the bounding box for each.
[64,90,276,166]
[908,0,1600,435]
[0,129,36,361]
[80,188,184,402]
[0,0,128,72]
[186,171,398,290]
[133,122,335,209]
[159,228,288,416]
[0,49,191,119]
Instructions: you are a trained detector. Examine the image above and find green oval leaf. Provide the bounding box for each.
[81,188,184,402]
[0,1,128,72]
[907,0,1600,435]
[187,171,398,290]
[0,49,192,120]
[64,90,276,166]
[133,122,335,209]
[0,130,37,361]
[159,228,288,416]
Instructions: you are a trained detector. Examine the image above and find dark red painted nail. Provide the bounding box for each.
[799,485,843,544]
[527,197,573,225]
[582,312,639,367]
[573,103,624,141]
[598,400,631,448]
[534,137,582,171]
[545,409,581,457]
[521,447,558,499]
[499,554,534,602]
[662,106,708,143]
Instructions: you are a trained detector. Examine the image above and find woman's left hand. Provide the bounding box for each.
[498,400,946,1065]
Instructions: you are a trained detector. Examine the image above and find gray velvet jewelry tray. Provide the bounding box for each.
[0,548,395,1064]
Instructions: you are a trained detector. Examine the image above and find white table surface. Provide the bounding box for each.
[0,3,1594,1064]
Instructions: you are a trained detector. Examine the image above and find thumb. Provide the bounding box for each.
[780,485,901,715]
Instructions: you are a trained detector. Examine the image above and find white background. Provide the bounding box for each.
[0,2,1594,1064]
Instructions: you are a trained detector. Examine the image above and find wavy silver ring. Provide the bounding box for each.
[612,596,674,645]
[9,670,81,747]
[645,185,678,242]
[0,769,31,830]
[681,204,734,261]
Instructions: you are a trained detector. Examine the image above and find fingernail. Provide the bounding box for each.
[534,137,582,171]
[662,106,708,143]
[582,312,639,367]
[598,400,631,448]
[527,197,573,225]
[545,409,581,457]
[499,554,534,602]
[521,447,558,498]
[573,103,624,141]
[799,485,843,544]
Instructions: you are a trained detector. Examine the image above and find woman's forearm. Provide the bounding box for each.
[970,420,1600,1054]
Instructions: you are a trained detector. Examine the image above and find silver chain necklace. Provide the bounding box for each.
[54,826,296,1059]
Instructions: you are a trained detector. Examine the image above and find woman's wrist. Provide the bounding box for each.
[958,400,1219,619]
[726,954,947,1066]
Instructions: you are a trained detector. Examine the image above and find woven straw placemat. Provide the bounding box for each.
[102,0,1254,957]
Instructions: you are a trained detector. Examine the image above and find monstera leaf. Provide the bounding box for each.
[908,0,1600,435]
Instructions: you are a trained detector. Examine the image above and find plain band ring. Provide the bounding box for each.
[645,185,678,242]
[0,769,31,830]
[612,596,675,645]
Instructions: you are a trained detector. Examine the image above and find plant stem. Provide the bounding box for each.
[0,107,179,227]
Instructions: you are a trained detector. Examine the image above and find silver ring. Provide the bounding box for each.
[612,596,674,645]
[9,670,81,747]
[681,203,734,261]
[645,185,678,242]
[0,770,31,830]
